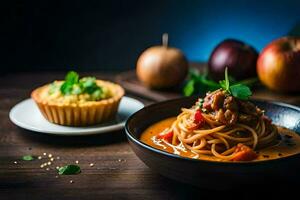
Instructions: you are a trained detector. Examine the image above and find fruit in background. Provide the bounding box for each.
[257,37,300,92]
[136,34,189,89]
[208,39,258,81]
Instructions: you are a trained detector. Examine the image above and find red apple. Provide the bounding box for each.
[257,37,300,92]
[208,39,258,81]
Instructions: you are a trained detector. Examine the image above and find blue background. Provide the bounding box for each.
[3,0,300,72]
[167,0,300,61]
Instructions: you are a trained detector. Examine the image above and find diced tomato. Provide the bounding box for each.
[157,130,173,143]
[231,143,258,161]
[194,109,205,125]
[187,109,206,131]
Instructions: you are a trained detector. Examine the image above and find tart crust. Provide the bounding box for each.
[31,80,124,126]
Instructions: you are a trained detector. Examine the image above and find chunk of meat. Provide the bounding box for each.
[224,109,238,125]
[223,96,238,111]
[238,100,259,116]
[203,89,225,111]
[215,109,226,124]
[203,93,214,111]
[231,143,258,161]
[211,92,225,110]
[215,108,238,125]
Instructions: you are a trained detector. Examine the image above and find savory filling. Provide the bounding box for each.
[40,71,111,104]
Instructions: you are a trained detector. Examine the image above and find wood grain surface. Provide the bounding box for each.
[0,71,299,200]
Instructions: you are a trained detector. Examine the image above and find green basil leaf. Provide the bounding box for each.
[60,82,73,95]
[224,67,230,92]
[219,80,227,90]
[199,74,220,88]
[59,71,104,97]
[22,155,35,161]
[230,84,252,100]
[58,165,81,175]
[65,71,79,84]
[182,67,254,99]
[183,79,195,96]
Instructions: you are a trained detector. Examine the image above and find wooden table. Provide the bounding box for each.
[1,72,299,200]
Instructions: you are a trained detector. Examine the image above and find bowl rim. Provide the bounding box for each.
[125,96,300,165]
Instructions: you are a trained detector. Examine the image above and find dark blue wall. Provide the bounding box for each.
[3,0,300,72]
[167,0,300,61]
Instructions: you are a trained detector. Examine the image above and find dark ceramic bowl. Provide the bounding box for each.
[125,96,300,189]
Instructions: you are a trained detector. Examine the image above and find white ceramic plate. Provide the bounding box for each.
[9,96,144,136]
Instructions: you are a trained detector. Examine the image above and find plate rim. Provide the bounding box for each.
[9,96,144,136]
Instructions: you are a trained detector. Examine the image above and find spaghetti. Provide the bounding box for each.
[148,89,279,161]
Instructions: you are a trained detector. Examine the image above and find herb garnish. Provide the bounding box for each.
[197,98,204,109]
[183,69,257,97]
[183,70,220,96]
[183,68,255,100]
[58,164,81,175]
[220,68,252,100]
[22,155,35,161]
[58,71,104,100]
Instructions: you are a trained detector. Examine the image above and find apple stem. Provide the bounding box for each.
[162,33,168,48]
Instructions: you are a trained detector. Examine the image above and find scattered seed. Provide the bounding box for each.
[43,153,47,156]
[47,162,51,165]
[13,161,18,164]
[50,158,54,161]
[48,154,52,158]
[118,159,126,162]
[89,163,94,167]
[40,164,45,168]
[55,175,59,178]
[38,156,42,160]
[109,167,116,170]
[75,160,79,164]
[46,168,50,171]
[56,166,60,170]
[56,156,60,160]
[70,180,74,184]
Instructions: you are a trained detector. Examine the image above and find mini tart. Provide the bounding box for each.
[31,80,124,126]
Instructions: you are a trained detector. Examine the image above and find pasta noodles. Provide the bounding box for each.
[142,88,280,161]
[158,106,278,161]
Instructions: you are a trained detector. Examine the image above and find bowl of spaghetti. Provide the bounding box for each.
[125,71,300,188]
